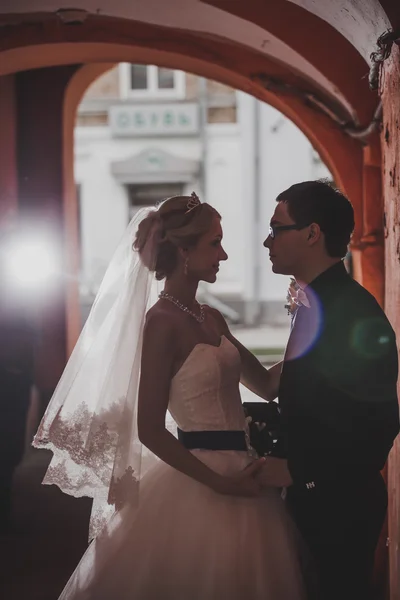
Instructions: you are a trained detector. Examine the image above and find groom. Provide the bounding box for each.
[260,180,399,600]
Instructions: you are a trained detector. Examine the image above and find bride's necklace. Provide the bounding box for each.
[158,291,205,323]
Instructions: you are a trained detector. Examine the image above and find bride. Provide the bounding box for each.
[33,193,305,599]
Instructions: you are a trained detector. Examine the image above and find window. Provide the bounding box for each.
[127,183,184,220]
[129,64,148,90]
[120,64,186,100]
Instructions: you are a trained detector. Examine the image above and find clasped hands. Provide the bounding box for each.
[255,456,293,488]
[215,456,293,498]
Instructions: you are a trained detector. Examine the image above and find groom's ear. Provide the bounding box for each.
[307,224,321,243]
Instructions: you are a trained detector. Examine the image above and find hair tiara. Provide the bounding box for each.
[185,192,201,214]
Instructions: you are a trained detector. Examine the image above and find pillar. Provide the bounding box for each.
[14,65,80,405]
[380,41,400,600]
[359,135,385,308]
[0,74,18,223]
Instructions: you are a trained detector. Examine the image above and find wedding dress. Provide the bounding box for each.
[58,335,305,600]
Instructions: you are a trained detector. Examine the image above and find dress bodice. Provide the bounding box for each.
[168,336,247,433]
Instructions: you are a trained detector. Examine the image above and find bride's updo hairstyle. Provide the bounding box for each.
[133,194,220,280]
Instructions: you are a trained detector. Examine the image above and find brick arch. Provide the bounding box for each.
[0,9,370,245]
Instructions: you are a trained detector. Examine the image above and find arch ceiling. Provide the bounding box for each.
[1,1,398,122]
[0,0,398,153]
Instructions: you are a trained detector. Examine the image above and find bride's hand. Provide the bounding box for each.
[213,458,266,497]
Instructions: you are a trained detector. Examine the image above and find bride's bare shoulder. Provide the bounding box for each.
[146,300,178,320]
[203,305,229,332]
[141,305,181,371]
[144,302,182,339]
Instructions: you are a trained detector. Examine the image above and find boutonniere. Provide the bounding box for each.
[285,278,310,316]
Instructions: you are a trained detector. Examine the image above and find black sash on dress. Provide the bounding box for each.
[177,428,247,451]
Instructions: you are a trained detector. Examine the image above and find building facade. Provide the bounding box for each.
[75,64,330,325]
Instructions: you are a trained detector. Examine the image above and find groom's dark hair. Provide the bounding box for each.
[276,179,355,258]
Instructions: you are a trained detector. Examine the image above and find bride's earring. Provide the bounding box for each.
[184,258,189,276]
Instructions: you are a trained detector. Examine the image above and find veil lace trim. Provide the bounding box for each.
[33,208,161,540]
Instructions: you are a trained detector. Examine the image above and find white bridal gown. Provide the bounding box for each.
[58,335,305,600]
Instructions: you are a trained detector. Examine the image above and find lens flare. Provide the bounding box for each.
[350,317,392,360]
[285,286,323,361]
[4,238,57,289]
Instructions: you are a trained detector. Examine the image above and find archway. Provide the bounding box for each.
[0,2,397,596]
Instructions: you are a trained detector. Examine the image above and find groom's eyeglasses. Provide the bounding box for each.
[268,224,310,240]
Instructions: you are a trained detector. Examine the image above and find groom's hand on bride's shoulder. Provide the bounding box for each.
[257,457,293,488]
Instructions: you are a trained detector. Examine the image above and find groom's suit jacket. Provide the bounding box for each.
[279,261,399,490]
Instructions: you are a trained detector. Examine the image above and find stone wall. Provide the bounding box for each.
[381,41,400,600]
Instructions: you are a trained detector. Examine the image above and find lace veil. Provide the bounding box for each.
[33,207,161,540]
